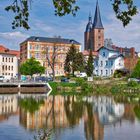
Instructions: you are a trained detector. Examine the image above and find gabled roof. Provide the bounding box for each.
[97,46,119,52]
[21,36,81,45]
[108,54,124,59]
[92,1,104,29]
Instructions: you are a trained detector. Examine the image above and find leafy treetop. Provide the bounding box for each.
[5,0,138,30]
[20,57,45,76]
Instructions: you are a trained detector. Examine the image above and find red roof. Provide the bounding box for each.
[0,44,20,57]
[0,45,8,52]
[82,50,98,56]
[8,50,20,57]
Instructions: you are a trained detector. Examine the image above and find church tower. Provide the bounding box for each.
[84,0,104,51]
[84,13,92,50]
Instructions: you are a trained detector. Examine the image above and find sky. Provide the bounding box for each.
[0,0,140,51]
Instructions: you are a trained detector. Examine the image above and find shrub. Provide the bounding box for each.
[127,81,138,87]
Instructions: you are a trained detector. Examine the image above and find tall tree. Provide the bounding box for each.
[4,0,138,29]
[85,50,94,77]
[64,44,77,76]
[74,52,85,72]
[131,59,140,78]
[43,44,60,81]
[20,57,45,76]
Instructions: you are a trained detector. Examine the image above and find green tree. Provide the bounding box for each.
[20,57,45,76]
[64,44,77,76]
[64,45,85,76]
[85,50,94,77]
[131,59,140,78]
[4,0,138,29]
[74,52,85,72]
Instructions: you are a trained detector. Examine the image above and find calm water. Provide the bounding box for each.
[0,94,140,140]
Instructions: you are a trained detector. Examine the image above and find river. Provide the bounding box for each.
[0,94,140,140]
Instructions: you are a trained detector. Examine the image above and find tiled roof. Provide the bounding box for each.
[82,50,98,56]
[0,45,8,52]
[21,36,81,45]
[0,44,20,57]
[9,50,20,57]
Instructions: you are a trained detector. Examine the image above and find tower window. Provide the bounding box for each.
[103,52,105,57]
[98,30,101,33]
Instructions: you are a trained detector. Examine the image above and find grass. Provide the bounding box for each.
[49,82,79,95]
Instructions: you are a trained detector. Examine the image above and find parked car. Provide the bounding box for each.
[128,78,140,83]
[0,76,4,82]
[35,76,53,82]
[0,76,10,82]
[46,77,53,82]
[61,77,69,82]
[76,72,87,78]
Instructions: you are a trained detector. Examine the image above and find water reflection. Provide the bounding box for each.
[0,95,18,122]
[0,95,140,140]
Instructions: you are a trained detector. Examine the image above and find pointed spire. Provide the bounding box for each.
[85,12,92,32]
[89,11,92,21]
[93,0,104,29]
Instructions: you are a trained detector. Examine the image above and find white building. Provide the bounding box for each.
[0,45,20,80]
[94,46,124,77]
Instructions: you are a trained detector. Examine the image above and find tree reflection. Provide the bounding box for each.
[134,105,140,121]
[19,97,44,114]
[84,102,94,140]
[64,96,84,127]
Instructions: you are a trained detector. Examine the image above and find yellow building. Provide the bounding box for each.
[20,36,81,76]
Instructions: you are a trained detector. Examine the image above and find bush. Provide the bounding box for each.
[128,81,138,87]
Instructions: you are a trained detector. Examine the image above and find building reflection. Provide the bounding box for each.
[18,95,140,140]
[19,96,76,130]
[0,95,18,122]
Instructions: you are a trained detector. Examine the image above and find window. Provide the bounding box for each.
[103,52,105,57]
[9,66,10,70]
[96,70,98,75]
[11,66,13,71]
[101,70,103,75]
[106,70,108,76]
[110,60,113,66]
[106,61,108,66]
[6,58,7,62]
[101,61,103,67]
[2,57,4,62]
[11,58,13,62]
[9,58,10,62]
[98,36,101,39]
[96,61,98,66]
[111,70,113,75]
[98,30,101,33]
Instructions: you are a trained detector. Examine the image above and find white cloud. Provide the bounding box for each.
[104,13,140,51]
[0,31,29,50]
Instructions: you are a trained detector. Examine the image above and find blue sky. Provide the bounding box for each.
[0,0,140,51]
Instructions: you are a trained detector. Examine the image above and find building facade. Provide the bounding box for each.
[94,46,124,77]
[20,36,81,76]
[0,45,20,79]
[84,1,104,51]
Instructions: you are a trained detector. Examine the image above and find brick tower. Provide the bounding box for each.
[84,0,104,51]
[84,13,92,50]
